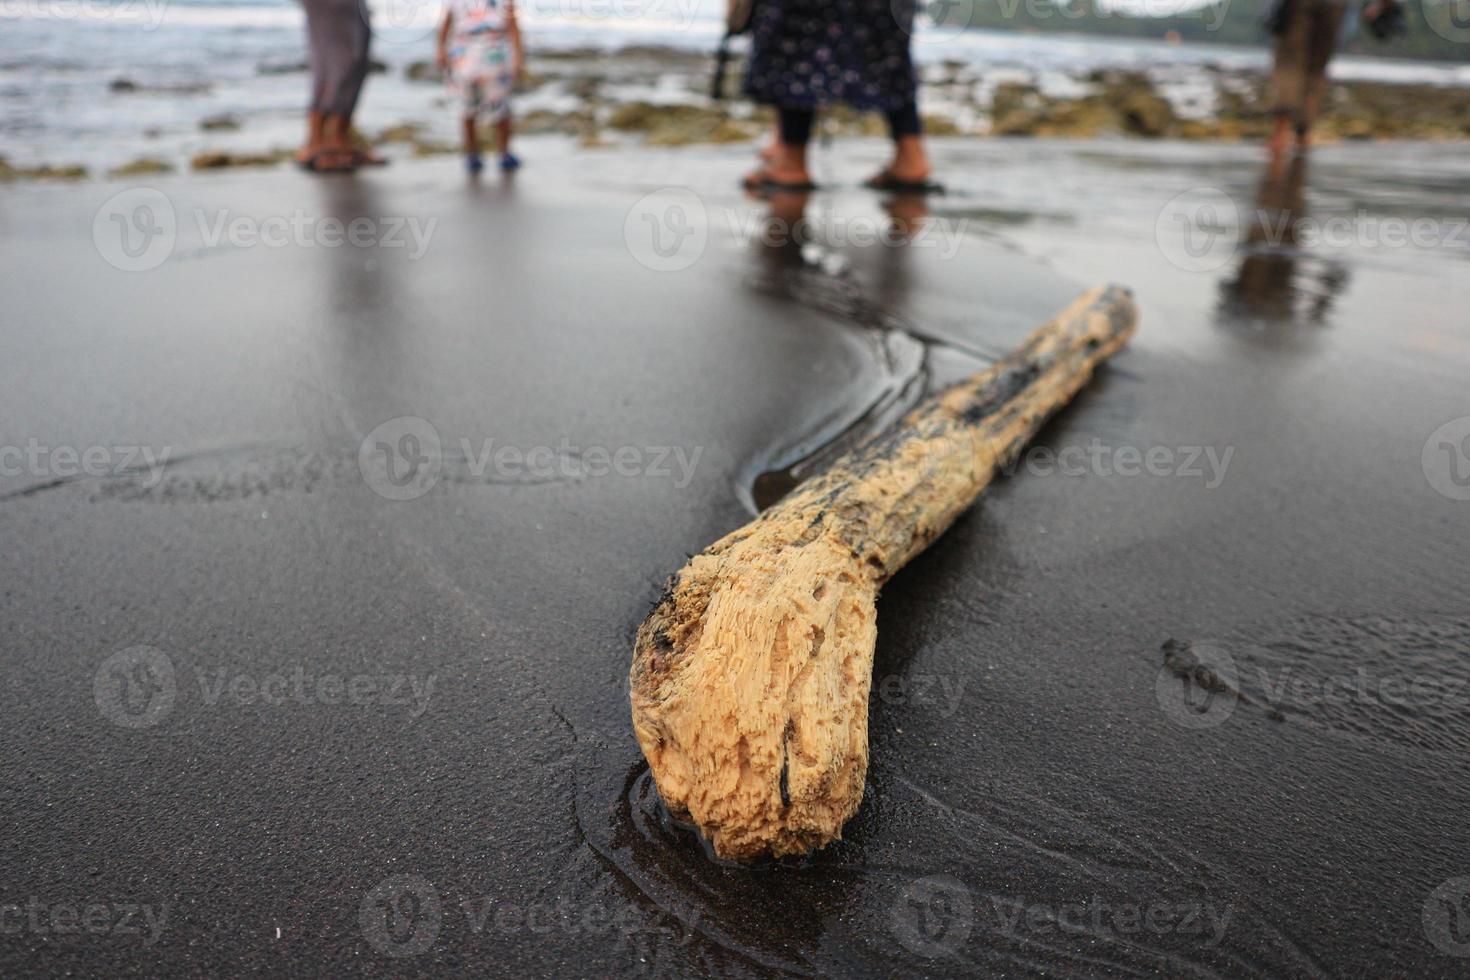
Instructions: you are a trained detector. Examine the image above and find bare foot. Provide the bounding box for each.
[869,134,932,186]
[743,144,812,189]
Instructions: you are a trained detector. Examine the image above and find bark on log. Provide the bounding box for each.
[629,284,1138,861]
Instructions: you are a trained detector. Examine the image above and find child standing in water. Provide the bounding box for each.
[436,0,523,173]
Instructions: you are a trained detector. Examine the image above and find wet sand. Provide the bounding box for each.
[1,137,1468,977]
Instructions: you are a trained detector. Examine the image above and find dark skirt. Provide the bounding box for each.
[744,0,918,113]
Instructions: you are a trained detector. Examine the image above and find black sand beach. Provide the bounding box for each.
[2,138,1469,976]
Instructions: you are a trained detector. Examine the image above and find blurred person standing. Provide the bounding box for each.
[1266,0,1350,155]
[436,0,525,174]
[297,0,382,172]
[742,0,939,193]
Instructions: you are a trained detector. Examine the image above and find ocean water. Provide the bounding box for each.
[3,0,1469,169]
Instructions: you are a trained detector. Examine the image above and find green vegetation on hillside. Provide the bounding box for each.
[949,0,1470,62]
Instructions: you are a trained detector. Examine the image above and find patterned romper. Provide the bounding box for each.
[446,0,514,122]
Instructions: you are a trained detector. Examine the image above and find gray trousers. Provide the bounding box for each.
[302,0,372,117]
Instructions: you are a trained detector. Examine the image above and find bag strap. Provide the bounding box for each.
[711,31,734,101]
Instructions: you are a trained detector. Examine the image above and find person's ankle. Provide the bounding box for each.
[772,144,808,177]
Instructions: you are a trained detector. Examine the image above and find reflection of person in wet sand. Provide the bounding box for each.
[741,0,938,193]
[1266,0,1347,155]
[1218,152,1348,333]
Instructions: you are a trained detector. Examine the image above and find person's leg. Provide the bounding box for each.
[882,103,930,183]
[496,115,512,156]
[1268,0,1310,156]
[310,0,372,162]
[299,0,334,164]
[1299,0,1345,143]
[335,0,372,124]
[747,107,814,187]
[778,107,814,148]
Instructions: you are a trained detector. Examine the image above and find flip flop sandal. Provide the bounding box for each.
[742,170,817,193]
[863,171,946,195]
[297,151,357,174]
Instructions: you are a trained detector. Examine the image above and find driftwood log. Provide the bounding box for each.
[630,285,1138,861]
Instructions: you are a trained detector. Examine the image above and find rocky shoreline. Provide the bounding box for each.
[5,45,1468,181]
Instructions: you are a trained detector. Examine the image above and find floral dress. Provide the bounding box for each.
[744,0,918,112]
[446,0,514,121]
